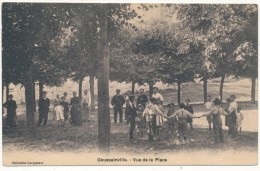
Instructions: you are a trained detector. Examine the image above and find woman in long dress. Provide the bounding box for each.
[3,94,17,127]
[70,91,83,126]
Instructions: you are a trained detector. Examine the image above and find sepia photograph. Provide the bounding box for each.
[1,0,259,168]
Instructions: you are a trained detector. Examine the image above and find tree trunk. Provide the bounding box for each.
[97,5,110,152]
[79,77,83,99]
[203,76,208,103]
[2,84,5,115]
[5,83,9,102]
[24,68,36,138]
[89,74,95,112]
[131,81,135,94]
[251,77,256,103]
[39,81,44,99]
[219,75,225,102]
[177,82,181,104]
[32,81,36,112]
[149,81,154,97]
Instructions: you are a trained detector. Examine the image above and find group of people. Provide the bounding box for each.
[37,90,91,127]
[3,86,244,145]
[112,87,244,144]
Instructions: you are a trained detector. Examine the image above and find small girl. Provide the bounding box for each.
[53,94,61,120]
[236,106,244,134]
[136,104,145,138]
[54,101,65,126]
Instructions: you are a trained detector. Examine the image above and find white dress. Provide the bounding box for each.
[236,112,244,127]
[54,105,64,121]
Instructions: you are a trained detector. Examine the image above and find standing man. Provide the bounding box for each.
[204,95,214,133]
[127,95,137,142]
[152,87,164,105]
[137,88,148,108]
[111,89,125,123]
[37,91,50,127]
[82,90,91,122]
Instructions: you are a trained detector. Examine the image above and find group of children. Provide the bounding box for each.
[126,94,244,145]
[53,95,70,127]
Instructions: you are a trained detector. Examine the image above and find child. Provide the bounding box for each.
[236,106,244,134]
[224,98,231,135]
[166,103,176,130]
[53,94,61,120]
[136,104,145,138]
[168,103,197,144]
[204,95,214,133]
[143,97,167,141]
[60,96,71,126]
[184,99,194,130]
[126,95,137,142]
[54,101,64,126]
[155,98,165,138]
[198,98,226,143]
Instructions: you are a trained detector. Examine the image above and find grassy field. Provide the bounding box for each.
[2,102,258,165]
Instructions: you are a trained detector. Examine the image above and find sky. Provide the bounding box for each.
[130,4,178,27]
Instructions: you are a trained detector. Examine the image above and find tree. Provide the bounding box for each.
[2,3,74,137]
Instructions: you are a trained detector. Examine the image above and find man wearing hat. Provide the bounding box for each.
[199,98,225,143]
[111,89,125,123]
[137,88,148,108]
[37,91,50,127]
[3,94,17,127]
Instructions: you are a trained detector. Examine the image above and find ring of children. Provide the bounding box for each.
[1,3,258,167]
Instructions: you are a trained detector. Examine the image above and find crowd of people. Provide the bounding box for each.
[3,87,244,145]
[112,87,244,144]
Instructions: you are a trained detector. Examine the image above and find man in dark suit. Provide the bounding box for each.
[37,91,50,126]
[136,88,148,108]
[126,95,137,141]
[111,89,125,123]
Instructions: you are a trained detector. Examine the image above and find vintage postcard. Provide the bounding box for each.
[1,0,259,169]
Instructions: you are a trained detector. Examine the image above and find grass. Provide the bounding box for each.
[2,102,258,154]
[2,79,258,165]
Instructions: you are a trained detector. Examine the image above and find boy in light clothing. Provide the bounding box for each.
[168,103,197,144]
[204,95,214,133]
[236,106,244,134]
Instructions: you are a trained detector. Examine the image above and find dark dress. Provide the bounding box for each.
[70,97,83,125]
[3,100,17,127]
